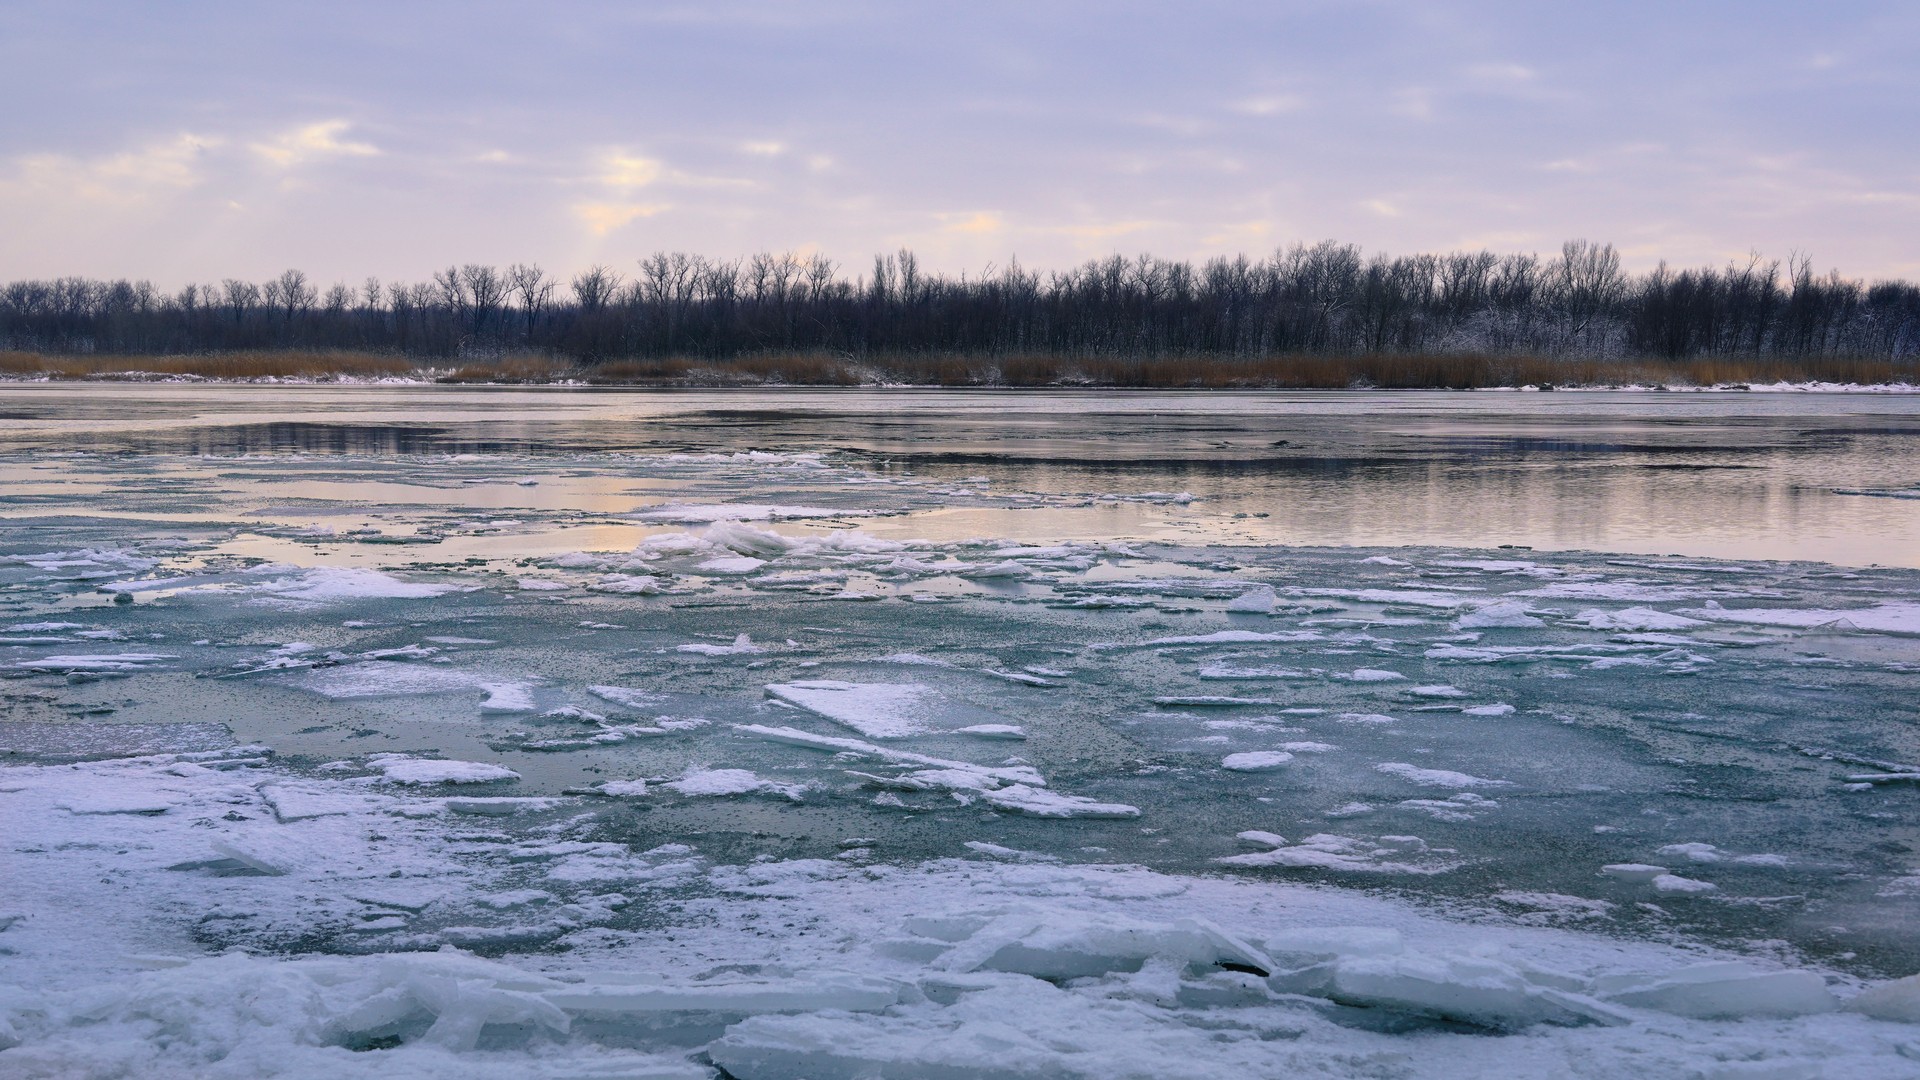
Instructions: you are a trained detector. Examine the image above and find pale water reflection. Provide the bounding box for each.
[3,384,1918,567]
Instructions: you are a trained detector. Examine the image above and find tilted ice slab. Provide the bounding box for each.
[764,681,939,738]
[370,755,521,785]
[736,724,1137,818]
[1679,601,1920,635]
[11,652,176,673]
[249,566,463,603]
[632,504,877,523]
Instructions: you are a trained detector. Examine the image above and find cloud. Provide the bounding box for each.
[1201,219,1278,246]
[592,150,749,190]
[250,120,380,167]
[598,153,664,189]
[939,211,1003,235]
[739,140,786,156]
[1362,198,1401,218]
[1052,220,1157,241]
[6,133,219,207]
[1466,63,1537,82]
[574,201,669,234]
[1390,87,1434,119]
[1231,95,1306,117]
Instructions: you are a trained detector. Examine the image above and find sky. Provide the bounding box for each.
[2,1,1916,288]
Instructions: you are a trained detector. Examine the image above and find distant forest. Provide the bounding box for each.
[5,241,1918,368]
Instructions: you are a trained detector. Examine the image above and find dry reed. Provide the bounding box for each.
[0,350,415,380]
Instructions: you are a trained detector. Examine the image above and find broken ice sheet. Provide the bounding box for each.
[6,397,1920,1077]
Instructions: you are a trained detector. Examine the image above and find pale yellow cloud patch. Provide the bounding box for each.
[739,141,786,157]
[1201,219,1277,246]
[599,153,664,189]
[575,201,669,234]
[251,120,379,167]
[7,133,219,207]
[1362,198,1402,218]
[939,211,1004,235]
[1054,220,1156,240]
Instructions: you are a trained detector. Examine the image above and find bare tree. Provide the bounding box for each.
[461,264,505,334]
[570,265,621,311]
[222,279,260,323]
[271,269,316,321]
[505,263,553,339]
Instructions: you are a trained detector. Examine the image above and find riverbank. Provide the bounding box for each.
[2,348,1914,390]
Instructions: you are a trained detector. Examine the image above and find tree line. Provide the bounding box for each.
[4,241,1917,365]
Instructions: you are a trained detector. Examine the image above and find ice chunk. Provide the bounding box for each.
[678,634,766,656]
[1375,762,1510,788]
[516,577,570,591]
[956,724,1027,740]
[599,779,650,796]
[545,969,903,1015]
[665,768,804,800]
[635,503,873,523]
[1335,712,1401,725]
[587,574,668,594]
[1217,833,1451,874]
[977,785,1140,819]
[1461,703,1515,716]
[1153,695,1278,707]
[477,682,537,714]
[1409,684,1466,698]
[1600,864,1669,883]
[764,681,936,738]
[734,725,1042,785]
[1260,926,1405,962]
[1345,668,1405,682]
[589,684,665,710]
[1146,630,1305,646]
[1455,601,1545,629]
[1677,601,1920,635]
[1327,955,1629,1029]
[927,909,1274,981]
[20,651,177,675]
[1849,974,1920,1023]
[296,662,484,700]
[1396,792,1499,822]
[959,560,1030,580]
[254,567,459,602]
[1221,751,1294,771]
[1594,963,1836,1018]
[1651,874,1718,894]
[1571,606,1706,631]
[370,755,519,785]
[1224,585,1276,613]
[259,783,378,822]
[697,556,767,574]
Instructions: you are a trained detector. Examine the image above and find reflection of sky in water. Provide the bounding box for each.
[3,384,1919,567]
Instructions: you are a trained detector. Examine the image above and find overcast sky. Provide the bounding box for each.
[3,1,1915,287]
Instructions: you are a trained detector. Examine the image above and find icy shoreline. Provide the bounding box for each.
[3,748,1919,1079]
[2,370,1917,393]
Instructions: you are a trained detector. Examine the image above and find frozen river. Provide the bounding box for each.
[3,385,1919,1078]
